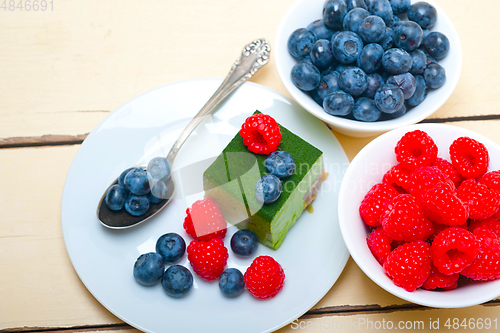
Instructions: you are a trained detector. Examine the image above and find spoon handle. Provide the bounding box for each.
[165,38,271,164]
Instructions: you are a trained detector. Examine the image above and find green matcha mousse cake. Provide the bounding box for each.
[203,112,325,250]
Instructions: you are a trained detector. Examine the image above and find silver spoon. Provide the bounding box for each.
[97,38,271,229]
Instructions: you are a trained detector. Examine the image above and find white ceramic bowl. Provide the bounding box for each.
[275,0,462,138]
[338,123,500,308]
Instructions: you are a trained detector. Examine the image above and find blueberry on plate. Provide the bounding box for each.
[265,151,295,178]
[118,167,141,187]
[409,49,427,75]
[147,157,171,183]
[149,180,168,202]
[307,19,334,41]
[331,31,364,64]
[365,0,393,26]
[310,39,335,69]
[124,168,150,195]
[362,73,384,99]
[310,89,324,106]
[353,97,381,122]
[290,62,321,91]
[406,75,428,107]
[358,15,386,43]
[423,63,446,89]
[374,84,405,113]
[219,268,245,297]
[105,184,128,211]
[133,252,164,286]
[393,21,423,52]
[162,265,193,298]
[323,0,349,31]
[382,48,413,74]
[231,229,259,258]
[389,0,410,15]
[422,32,450,60]
[379,27,394,50]
[125,193,150,216]
[339,67,368,96]
[255,174,282,204]
[316,72,340,100]
[407,2,437,29]
[288,28,317,58]
[342,8,370,34]
[346,0,367,11]
[156,233,186,264]
[357,43,384,74]
[323,90,355,116]
[386,72,416,99]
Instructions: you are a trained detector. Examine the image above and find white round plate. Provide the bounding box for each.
[61,78,350,333]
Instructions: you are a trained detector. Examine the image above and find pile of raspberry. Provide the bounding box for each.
[360,130,500,292]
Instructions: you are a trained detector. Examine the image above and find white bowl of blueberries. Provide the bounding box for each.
[275,0,462,138]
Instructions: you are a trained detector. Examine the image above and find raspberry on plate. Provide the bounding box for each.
[359,183,399,227]
[395,130,438,171]
[366,227,393,265]
[183,198,227,241]
[187,238,228,281]
[430,227,478,275]
[479,171,500,217]
[383,240,432,292]
[422,265,458,291]
[408,166,455,202]
[381,194,434,241]
[449,136,489,179]
[382,164,412,193]
[421,182,469,226]
[461,228,500,281]
[240,113,282,155]
[431,157,463,188]
[244,256,285,299]
[469,217,500,238]
[457,179,500,220]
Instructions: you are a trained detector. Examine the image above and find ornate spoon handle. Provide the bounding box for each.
[165,38,271,164]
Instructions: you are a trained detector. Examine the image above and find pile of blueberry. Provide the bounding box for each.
[104,157,171,216]
[287,0,450,122]
[255,151,296,204]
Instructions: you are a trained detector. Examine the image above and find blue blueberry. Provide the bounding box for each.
[149,180,168,202]
[290,62,321,91]
[118,167,141,187]
[425,53,437,66]
[219,268,245,297]
[382,48,413,74]
[374,84,405,113]
[148,192,163,204]
[353,97,381,121]
[343,8,370,34]
[389,14,402,28]
[332,31,364,64]
[339,67,368,96]
[124,168,150,195]
[299,55,313,64]
[363,73,384,99]
[147,157,171,183]
[409,49,427,75]
[357,43,384,73]
[381,103,406,120]
[320,63,338,76]
[310,89,324,106]
[386,73,416,99]
[161,265,193,298]
[255,174,282,204]
[335,64,354,73]
[323,0,349,30]
[105,184,128,211]
[265,151,295,178]
[323,91,355,116]
[288,28,317,58]
[422,32,450,60]
[358,16,387,43]
[389,0,410,15]
[379,27,394,50]
[422,28,431,40]
[346,0,367,11]
[406,75,428,107]
[316,72,340,100]
[231,229,259,258]
[133,252,164,286]
[125,193,150,216]
[365,0,393,26]
[156,233,186,264]
[393,21,423,52]
[423,63,446,89]
[407,2,437,29]
[310,39,335,69]
[307,19,334,41]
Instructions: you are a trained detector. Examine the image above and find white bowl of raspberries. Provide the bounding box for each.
[338,124,500,308]
[275,0,462,138]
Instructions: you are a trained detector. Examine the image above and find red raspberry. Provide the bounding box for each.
[366,227,393,265]
[381,194,434,241]
[422,265,458,291]
[449,136,489,179]
[395,130,438,171]
[240,113,282,155]
[421,182,469,226]
[458,179,500,220]
[461,227,500,281]
[469,217,500,237]
[479,171,500,218]
[359,183,399,227]
[429,222,466,241]
[383,241,431,292]
[430,227,478,275]
[187,238,228,281]
[183,198,227,241]
[432,157,463,188]
[408,166,455,202]
[382,164,412,193]
[244,256,285,299]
